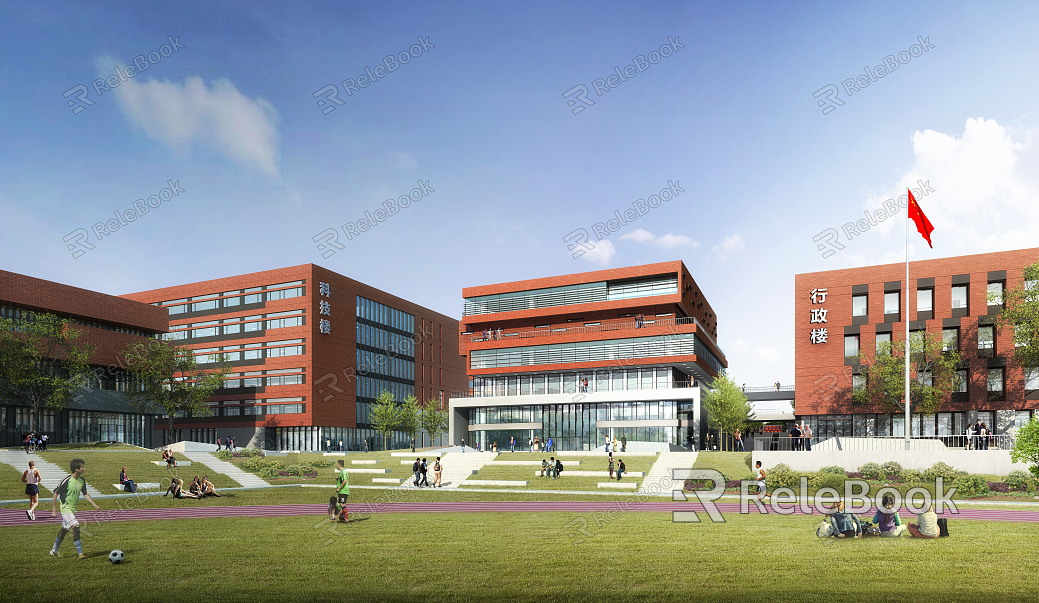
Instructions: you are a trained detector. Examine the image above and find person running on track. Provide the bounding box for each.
[22,461,42,520]
[50,458,99,559]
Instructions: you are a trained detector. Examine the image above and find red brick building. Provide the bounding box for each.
[450,261,727,451]
[0,269,168,447]
[795,247,1039,440]
[123,264,465,450]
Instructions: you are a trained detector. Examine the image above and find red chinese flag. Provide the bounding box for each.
[908,189,934,248]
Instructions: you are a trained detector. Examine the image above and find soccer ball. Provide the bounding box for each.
[109,550,124,564]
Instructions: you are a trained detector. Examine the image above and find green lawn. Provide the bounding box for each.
[29,450,242,496]
[691,451,754,481]
[0,461,50,500]
[226,451,423,486]
[1,505,1036,602]
[471,453,657,490]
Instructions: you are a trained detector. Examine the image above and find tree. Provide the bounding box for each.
[420,398,449,448]
[702,374,754,451]
[1010,417,1039,481]
[370,390,401,451]
[0,312,94,436]
[852,331,962,416]
[398,394,420,452]
[123,339,231,446]
[995,260,1039,371]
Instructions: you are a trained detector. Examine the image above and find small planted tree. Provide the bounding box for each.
[0,312,94,435]
[420,398,449,448]
[370,390,401,451]
[1010,417,1039,482]
[702,374,754,451]
[123,339,231,445]
[852,331,962,415]
[398,394,420,452]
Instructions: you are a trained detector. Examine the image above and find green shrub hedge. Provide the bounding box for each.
[953,473,990,498]
[1004,470,1036,492]
[765,464,800,490]
[923,462,958,483]
[858,462,882,480]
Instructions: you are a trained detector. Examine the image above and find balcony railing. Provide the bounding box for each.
[469,316,723,356]
[741,385,795,393]
[449,379,700,400]
[753,433,1017,452]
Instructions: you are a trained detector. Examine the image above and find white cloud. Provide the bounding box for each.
[712,234,745,258]
[839,117,1039,263]
[578,239,616,265]
[102,56,280,176]
[619,229,700,248]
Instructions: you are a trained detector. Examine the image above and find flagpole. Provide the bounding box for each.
[905,189,911,451]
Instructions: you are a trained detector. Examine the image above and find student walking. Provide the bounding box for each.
[432,457,443,487]
[734,429,744,452]
[22,461,42,520]
[413,458,422,487]
[50,458,99,558]
[419,458,429,487]
[755,461,769,501]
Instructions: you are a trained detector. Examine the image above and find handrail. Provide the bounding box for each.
[741,385,795,393]
[470,316,724,357]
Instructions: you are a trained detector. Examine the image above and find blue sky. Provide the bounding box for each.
[3,1,1039,392]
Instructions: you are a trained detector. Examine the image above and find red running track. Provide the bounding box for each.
[2,502,1038,528]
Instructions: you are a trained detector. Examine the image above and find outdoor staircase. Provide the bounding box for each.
[180,451,270,488]
[403,451,498,488]
[0,450,103,497]
[637,451,699,495]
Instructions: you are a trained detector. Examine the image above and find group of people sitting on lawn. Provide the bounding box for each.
[817,493,945,539]
[164,476,221,500]
[162,449,178,469]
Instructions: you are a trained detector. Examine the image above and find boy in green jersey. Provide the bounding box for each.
[50,458,98,559]
[335,460,349,522]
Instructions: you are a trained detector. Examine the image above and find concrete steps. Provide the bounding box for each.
[179,452,269,488]
[0,450,104,498]
[403,452,497,488]
[638,451,699,495]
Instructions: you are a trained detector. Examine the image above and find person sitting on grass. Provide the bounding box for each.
[165,478,199,500]
[872,492,907,537]
[328,496,348,523]
[200,476,221,498]
[163,449,178,469]
[826,500,861,538]
[907,500,939,538]
[189,477,202,497]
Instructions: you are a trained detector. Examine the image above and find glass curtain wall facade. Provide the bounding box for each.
[471,367,690,397]
[355,296,416,431]
[467,400,693,451]
[464,275,678,316]
[2,406,151,447]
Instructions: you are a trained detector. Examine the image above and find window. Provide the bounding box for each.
[223,319,241,335]
[192,321,219,338]
[191,294,219,312]
[223,292,240,307]
[884,292,900,315]
[978,325,994,356]
[953,370,967,393]
[852,374,865,392]
[1025,368,1039,390]
[267,287,303,301]
[917,289,933,312]
[988,282,1004,306]
[1017,410,1033,429]
[242,371,263,387]
[267,374,304,386]
[987,368,1004,400]
[221,345,241,362]
[267,345,303,358]
[942,328,959,352]
[951,285,968,310]
[851,295,868,318]
[876,332,892,354]
[244,316,262,332]
[244,287,263,304]
[917,371,932,387]
[168,304,187,315]
[194,348,220,364]
[244,348,263,360]
[844,335,860,357]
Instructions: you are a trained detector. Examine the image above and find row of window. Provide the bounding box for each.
[844,326,1028,358]
[194,339,305,363]
[0,304,157,338]
[357,348,413,381]
[850,367,1038,397]
[157,281,305,315]
[357,321,414,356]
[356,296,414,333]
[469,332,725,375]
[798,411,1034,439]
[463,275,678,316]
[851,279,1036,317]
[470,367,690,397]
[469,400,680,424]
[356,378,415,406]
[164,310,305,340]
[223,368,305,388]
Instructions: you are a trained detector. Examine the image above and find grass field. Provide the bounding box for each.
[692,451,754,480]
[1,505,1037,602]
[470,453,656,490]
